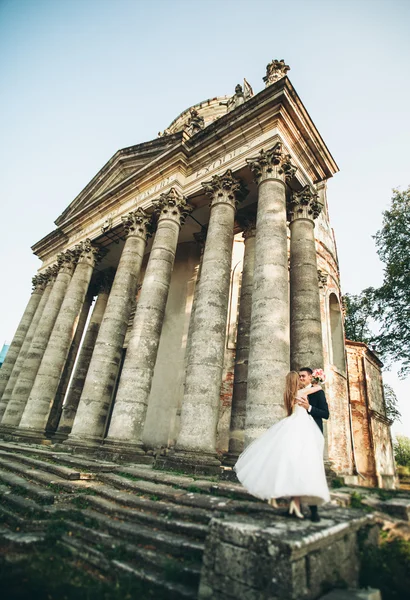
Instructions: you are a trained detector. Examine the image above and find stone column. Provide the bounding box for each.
[55,270,113,438]
[183,228,207,364]
[288,185,324,370]
[1,251,77,429]
[105,189,192,451]
[244,142,296,446]
[45,287,94,434]
[169,170,245,472]
[18,240,100,437]
[0,275,45,399]
[224,219,256,465]
[0,271,55,422]
[66,208,152,447]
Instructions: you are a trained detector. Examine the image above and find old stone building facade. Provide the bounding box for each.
[0,60,396,487]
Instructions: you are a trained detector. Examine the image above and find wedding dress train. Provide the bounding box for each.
[234,404,330,505]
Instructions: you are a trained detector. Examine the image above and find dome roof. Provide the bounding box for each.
[164,96,230,134]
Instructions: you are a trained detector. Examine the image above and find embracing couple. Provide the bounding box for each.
[235,367,330,522]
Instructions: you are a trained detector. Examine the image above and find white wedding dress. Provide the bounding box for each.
[234,395,330,506]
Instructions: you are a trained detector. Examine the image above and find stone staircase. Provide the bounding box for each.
[0,440,276,599]
[0,440,388,599]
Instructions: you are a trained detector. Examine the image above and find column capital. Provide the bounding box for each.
[202,169,247,209]
[288,185,323,223]
[153,188,192,226]
[263,59,290,87]
[44,264,59,282]
[74,239,103,266]
[121,207,153,240]
[31,274,46,291]
[57,248,78,274]
[246,142,297,185]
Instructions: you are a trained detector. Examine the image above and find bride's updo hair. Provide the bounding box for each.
[284,371,300,416]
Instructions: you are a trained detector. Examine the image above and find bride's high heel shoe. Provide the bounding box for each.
[288,499,304,519]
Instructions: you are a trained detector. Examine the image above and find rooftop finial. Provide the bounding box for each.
[263,59,290,87]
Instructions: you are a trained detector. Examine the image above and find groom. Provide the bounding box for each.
[297,367,329,522]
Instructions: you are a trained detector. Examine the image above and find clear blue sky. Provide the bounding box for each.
[1,0,409,435]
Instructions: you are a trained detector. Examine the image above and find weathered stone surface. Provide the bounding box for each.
[288,185,324,370]
[0,277,44,399]
[67,209,151,447]
[199,512,377,600]
[46,288,94,434]
[172,171,245,467]
[2,254,76,429]
[245,144,295,445]
[319,589,381,600]
[345,341,396,489]
[225,220,255,464]
[18,241,100,435]
[56,280,111,437]
[0,278,52,422]
[105,190,191,449]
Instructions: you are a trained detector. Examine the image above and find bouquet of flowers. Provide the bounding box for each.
[312,368,326,385]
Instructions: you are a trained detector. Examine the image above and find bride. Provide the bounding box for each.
[234,371,330,518]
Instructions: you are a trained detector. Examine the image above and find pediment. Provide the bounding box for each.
[55,135,182,227]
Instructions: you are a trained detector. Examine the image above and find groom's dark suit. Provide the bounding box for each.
[307,386,329,522]
[307,389,329,433]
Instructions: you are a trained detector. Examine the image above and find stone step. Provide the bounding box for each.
[99,472,276,516]
[0,450,81,479]
[78,508,205,561]
[0,468,55,504]
[113,559,198,600]
[0,441,118,472]
[119,465,257,502]
[0,526,46,550]
[0,486,49,518]
[61,532,197,600]
[64,519,201,588]
[93,484,215,524]
[0,455,101,498]
[84,494,209,540]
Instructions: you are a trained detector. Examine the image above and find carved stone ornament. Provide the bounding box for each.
[202,169,247,209]
[101,217,113,235]
[153,188,193,225]
[263,59,290,87]
[31,274,46,291]
[158,127,171,138]
[75,239,104,264]
[185,108,205,137]
[287,185,323,222]
[246,142,297,184]
[57,248,78,270]
[42,265,59,282]
[219,79,253,113]
[121,207,153,239]
[317,269,328,289]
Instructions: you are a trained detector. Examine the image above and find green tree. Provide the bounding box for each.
[373,187,410,378]
[343,288,376,344]
[393,434,410,468]
[383,383,401,424]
